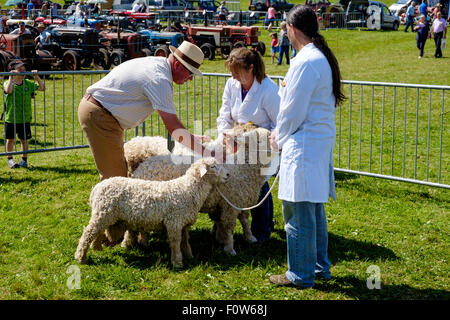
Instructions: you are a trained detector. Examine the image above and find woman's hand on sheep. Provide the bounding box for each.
[269,130,281,152]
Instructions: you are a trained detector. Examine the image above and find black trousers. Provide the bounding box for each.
[434,32,444,58]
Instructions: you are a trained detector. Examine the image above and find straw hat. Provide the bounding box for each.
[38,23,45,28]
[169,41,204,76]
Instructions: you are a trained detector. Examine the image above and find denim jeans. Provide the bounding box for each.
[404,16,414,32]
[282,201,331,287]
[277,45,290,65]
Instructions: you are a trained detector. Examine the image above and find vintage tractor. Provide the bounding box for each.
[46,26,110,70]
[99,29,151,68]
[138,30,184,57]
[0,33,56,72]
[177,24,265,60]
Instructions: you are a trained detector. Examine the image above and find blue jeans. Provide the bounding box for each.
[277,45,290,65]
[250,182,274,242]
[282,201,331,287]
[404,16,414,32]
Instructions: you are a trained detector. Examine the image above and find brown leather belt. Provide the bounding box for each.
[83,93,113,117]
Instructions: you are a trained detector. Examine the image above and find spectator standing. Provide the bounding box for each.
[404,1,416,32]
[218,1,229,25]
[4,60,45,169]
[431,11,447,58]
[27,0,34,19]
[414,14,430,58]
[267,5,276,32]
[66,2,76,16]
[217,47,280,244]
[419,0,428,17]
[270,32,279,64]
[50,2,58,17]
[40,1,48,16]
[277,21,290,65]
[132,1,140,12]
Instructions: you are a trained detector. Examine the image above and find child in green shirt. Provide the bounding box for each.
[4,60,45,168]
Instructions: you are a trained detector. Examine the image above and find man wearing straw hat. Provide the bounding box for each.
[78,41,223,181]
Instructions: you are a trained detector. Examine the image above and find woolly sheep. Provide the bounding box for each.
[131,127,275,256]
[74,157,230,268]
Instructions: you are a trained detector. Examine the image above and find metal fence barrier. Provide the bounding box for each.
[1,70,448,189]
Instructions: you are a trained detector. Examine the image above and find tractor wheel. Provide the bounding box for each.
[233,41,246,50]
[221,45,231,59]
[141,48,152,56]
[110,50,126,68]
[200,43,215,61]
[63,50,80,71]
[254,41,266,56]
[93,48,111,70]
[154,45,170,57]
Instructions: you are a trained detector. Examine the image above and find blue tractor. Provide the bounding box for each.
[138,30,184,57]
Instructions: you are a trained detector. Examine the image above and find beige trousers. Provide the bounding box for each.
[78,98,128,181]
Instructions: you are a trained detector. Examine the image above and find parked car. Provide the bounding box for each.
[388,0,413,16]
[183,0,220,11]
[147,0,185,11]
[343,0,400,30]
[248,0,294,12]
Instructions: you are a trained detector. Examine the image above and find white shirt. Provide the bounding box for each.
[132,3,141,12]
[275,43,336,203]
[86,57,176,130]
[217,76,280,134]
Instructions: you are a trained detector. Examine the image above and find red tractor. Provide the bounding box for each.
[176,24,265,60]
[99,30,151,68]
[0,33,56,72]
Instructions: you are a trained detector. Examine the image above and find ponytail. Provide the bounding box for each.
[287,5,345,106]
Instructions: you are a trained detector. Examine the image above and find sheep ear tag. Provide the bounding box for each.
[200,167,208,177]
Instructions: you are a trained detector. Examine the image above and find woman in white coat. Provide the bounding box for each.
[217,47,280,244]
[269,5,345,288]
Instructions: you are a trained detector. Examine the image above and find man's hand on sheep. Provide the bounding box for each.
[269,130,281,152]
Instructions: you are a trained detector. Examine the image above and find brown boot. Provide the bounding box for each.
[269,274,294,287]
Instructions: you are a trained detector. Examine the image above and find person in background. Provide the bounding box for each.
[40,1,48,16]
[4,60,45,169]
[404,1,416,32]
[414,14,430,58]
[50,2,58,17]
[217,47,280,244]
[431,11,447,58]
[10,21,31,35]
[277,21,290,65]
[65,2,76,16]
[27,0,34,19]
[268,4,344,289]
[78,41,223,181]
[218,1,229,25]
[35,23,51,49]
[419,0,428,17]
[267,5,276,32]
[270,32,279,64]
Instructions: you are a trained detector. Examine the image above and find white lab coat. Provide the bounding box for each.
[217,76,280,134]
[275,43,336,203]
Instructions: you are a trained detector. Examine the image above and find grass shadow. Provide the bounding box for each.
[28,164,96,175]
[89,228,398,271]
[334,171,359,181]
[313,275,450,300]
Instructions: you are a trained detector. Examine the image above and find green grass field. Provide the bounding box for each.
[0,0,449,300]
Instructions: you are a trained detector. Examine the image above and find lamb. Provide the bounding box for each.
[130,127,275,256]
[74,157,230,268]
